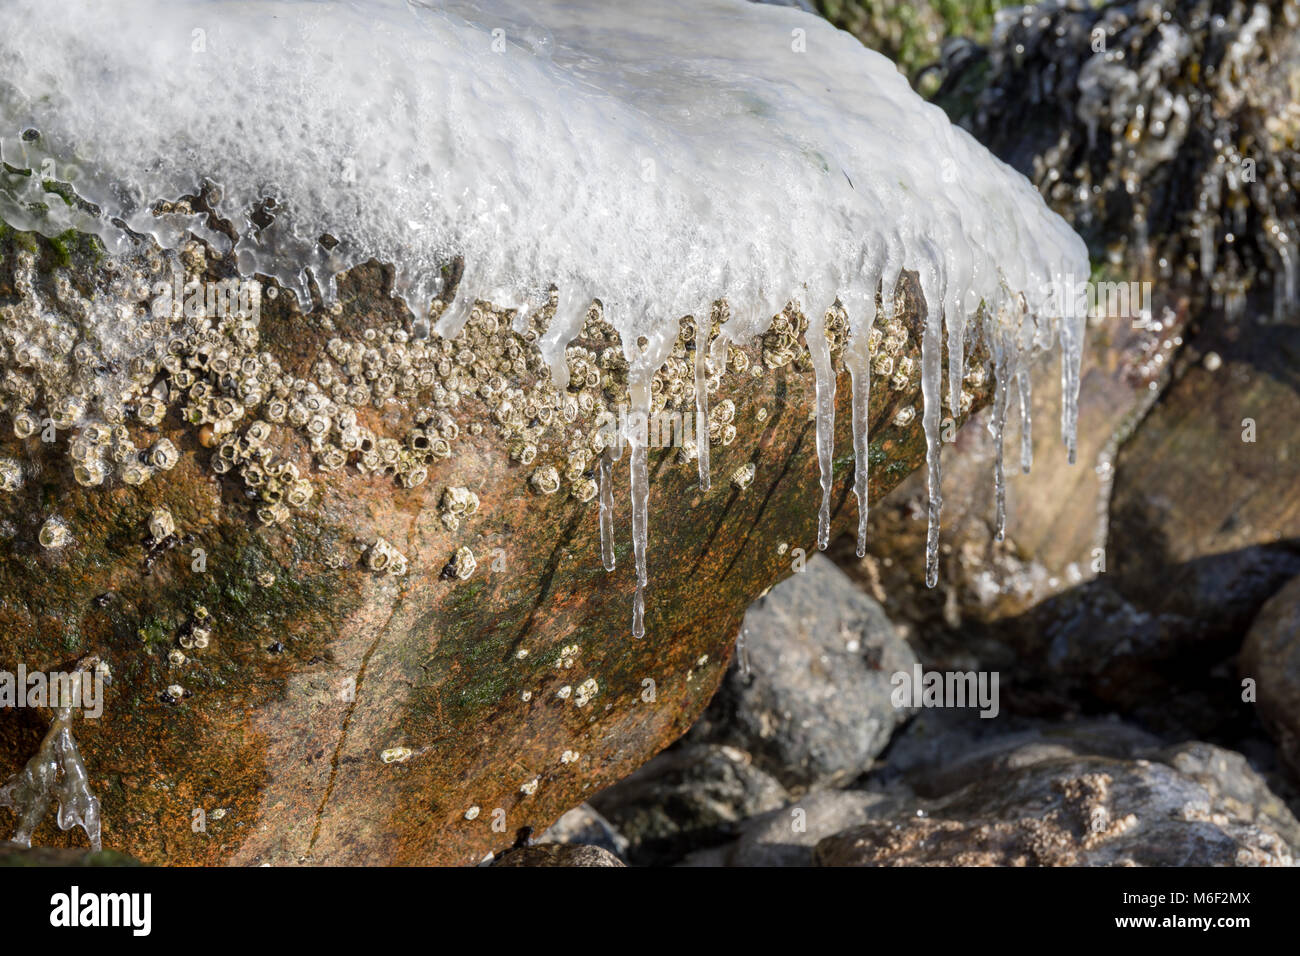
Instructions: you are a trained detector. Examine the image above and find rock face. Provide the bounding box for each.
[0,225,992,864]
[1242,577,1300,779]
[687,553,916,790]
[712,789,901,867]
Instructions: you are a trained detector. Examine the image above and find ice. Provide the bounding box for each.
[845,321,872,558]
[806,306,836,551]
[628,379,652,639]
[0,673,103,852]
[0,0,1090,619]
[598,454,616,572]
[694,316,712,492]
[0,0,1085,374]
[1017,364,1033,475]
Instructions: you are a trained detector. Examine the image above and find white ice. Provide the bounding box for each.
[0,0,1089,629]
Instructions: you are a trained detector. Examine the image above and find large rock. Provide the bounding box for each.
[0,226,991,864]
[814,733,1298,867]
[687,553,917,790]
[878,710,1164,797]
[1158,740,1300,853]
[661,713,1300,866]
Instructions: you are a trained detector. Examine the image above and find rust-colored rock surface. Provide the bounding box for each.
[0,225,991,864]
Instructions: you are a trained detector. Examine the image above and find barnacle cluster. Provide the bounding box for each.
[964,0,1300,319]
[0,208,945,582]
[438,485,480,532]
[366,537,409,577]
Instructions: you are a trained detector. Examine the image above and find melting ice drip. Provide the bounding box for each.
[0,669,103,852]
[0,0,1088,636]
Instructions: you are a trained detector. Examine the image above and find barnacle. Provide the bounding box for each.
[148,507,175,541]
[38,516,70,549]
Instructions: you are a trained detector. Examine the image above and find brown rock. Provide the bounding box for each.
[0,225,992,864]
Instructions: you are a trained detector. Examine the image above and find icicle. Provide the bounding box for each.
[990,330,1012,542]
[434,291,474,340]
[598,452,616,571]
[1016,362,1033,474]
[806,306,836,551]
[1276,241,1298,321]
[539,286,589,391]
[291,268,313,312]
[693,312,711,491]
[917,252,945,589]
[944,239,972,423]
[317,267,340,311]
[736,625,752,679]
[880,265,900,324]
[1057,268,1085,466]
[845,323,872,558]
[709,321,731,369]
[628,379,651,638]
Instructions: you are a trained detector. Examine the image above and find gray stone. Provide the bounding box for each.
[725,789,904,867]
[588,744,787,866]
[1156,741,1300,853]
[492,844,624,867]
[538,803,629,861]
[816,734,1297,867]
[881,709,1163,798]
[689,554,917,790]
